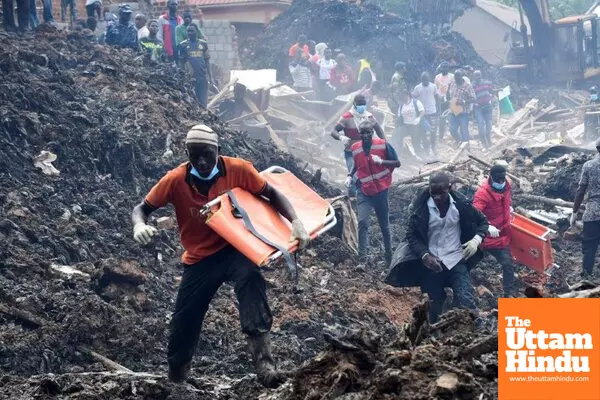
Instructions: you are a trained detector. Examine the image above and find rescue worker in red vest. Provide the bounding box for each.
[331,94,385,197]
[347,121,401,266]
[131,125,310,387]
[473,163,515,297]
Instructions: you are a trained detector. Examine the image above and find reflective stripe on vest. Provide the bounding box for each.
[351,138,393,196]
[352,143,386,156]
[358,168,391,184]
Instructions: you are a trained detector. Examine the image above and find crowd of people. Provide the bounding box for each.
[3,0,213,107]
[287,35,497,160]
[100,0,212,107]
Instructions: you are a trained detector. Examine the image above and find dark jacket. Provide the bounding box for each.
[385,188,489,288]
[105,22,139,50]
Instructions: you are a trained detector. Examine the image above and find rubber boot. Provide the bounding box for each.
[168,360,191,383]
[247,333,288,388]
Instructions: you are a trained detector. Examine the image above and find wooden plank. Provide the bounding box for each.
[78,346,134,373]
[244,97,286,150]
[468,155,521,184]
[207,76,239,109]
[449,142,468,163]
[226,111,261,124]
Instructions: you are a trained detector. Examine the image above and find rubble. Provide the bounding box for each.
[242,0,486,84]
[0,13,599,400]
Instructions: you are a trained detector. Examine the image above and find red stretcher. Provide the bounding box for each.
[510,213,558,275]
[201,166,337,279]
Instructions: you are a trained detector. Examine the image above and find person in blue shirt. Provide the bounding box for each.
[179,24,212,107]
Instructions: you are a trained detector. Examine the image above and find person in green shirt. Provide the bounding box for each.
[176,10,203,47]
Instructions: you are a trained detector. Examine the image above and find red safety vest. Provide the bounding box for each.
[351,138,393,196]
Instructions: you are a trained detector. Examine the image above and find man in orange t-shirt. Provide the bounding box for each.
[131,124,310,387]
[288,34,310,58]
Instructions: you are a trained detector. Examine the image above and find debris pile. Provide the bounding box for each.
[0,29,419,399]
[0,20,598,400]
[262,303,499,400]
[242,0,486,84]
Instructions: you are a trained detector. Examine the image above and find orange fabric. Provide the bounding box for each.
[205,170,330,266]
[144,156,266,265]
[509,214,554,273]
[288,43,310,58]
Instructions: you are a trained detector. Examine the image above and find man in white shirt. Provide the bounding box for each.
[135,13,149,40]
[385,172,489,323]
[397,90,426,156]
[435,62,454,140]
[412,72,440,155]
[289,51,313,92]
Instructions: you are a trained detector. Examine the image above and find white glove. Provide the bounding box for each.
[510,206,514,214]
[290,219,311,249]
[344,175,352,187]
[570,213,577,226]
[462,235,482,260]
[488,225,500,238]
[133,222,158,245]
[371,155,383,164]
[340,135,351,146]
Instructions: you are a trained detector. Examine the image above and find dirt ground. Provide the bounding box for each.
[1,19,598,400]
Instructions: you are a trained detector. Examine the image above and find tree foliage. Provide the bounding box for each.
[496,0,597,19]
[376,0,597,19]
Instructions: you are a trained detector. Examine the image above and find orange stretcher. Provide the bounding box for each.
[201,166,337,279]
[510,213,558,275]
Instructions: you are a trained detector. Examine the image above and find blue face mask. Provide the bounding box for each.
[491,181,506,191]
[191,164,219,180]
[355,105,367,114]
[591,94,598,101]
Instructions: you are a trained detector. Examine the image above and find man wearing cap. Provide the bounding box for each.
[571,137,600,277]
[347,121,401,266]
[105,5,138,50]
[473,163,516,297]
[158,0,183,60]
[131,125,310,387]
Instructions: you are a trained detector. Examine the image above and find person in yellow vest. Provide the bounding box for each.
[347,121,401,266]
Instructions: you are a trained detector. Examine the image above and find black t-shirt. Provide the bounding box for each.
[179,39,209,77]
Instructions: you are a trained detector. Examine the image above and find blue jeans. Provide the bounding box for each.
[474,105,493,147]
[582,220,600,275]
[43,0,53,22]
[60,0,76,22]
[30,0,53,27]
[357,189,392,265]
[486,248,515,295]
[344,150,356,197]
[449,112,470,142]
[421,262,477,323]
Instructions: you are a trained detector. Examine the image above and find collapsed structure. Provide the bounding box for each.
[0,1,599,398]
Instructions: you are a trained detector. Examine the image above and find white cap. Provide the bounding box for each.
[185,124,218,146]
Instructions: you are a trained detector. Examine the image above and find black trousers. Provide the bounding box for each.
[420,262,477,323]
[167,246,272,369]
[3,0,30,30]
[582,220,600,274]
